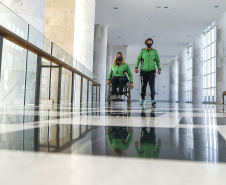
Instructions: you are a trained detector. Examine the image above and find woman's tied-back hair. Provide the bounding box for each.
[113,51,125,67]
[145,38,154,45]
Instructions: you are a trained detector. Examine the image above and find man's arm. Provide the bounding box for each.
[135,50,142,69]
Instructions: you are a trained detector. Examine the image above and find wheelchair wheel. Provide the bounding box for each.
[127,88,132,105]
[107,83,112,105]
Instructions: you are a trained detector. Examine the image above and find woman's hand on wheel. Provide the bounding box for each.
[130,83,134,89]
[107,80,110,85]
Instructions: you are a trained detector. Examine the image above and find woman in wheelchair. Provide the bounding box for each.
[106,52,134,100]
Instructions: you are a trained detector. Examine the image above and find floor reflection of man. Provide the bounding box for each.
[135,127,161,158]
[106,127,133,157]
[140,105,156,117]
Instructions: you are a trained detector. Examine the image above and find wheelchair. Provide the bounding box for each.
[107,77,132,106]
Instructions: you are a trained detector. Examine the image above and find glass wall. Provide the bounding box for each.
[187,45,193,102]
[204,24,216,103]
[0,3,98,107]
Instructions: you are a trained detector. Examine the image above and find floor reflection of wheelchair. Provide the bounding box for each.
[107,80,132,106]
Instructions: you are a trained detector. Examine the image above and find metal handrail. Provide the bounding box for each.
[0,25,101,86]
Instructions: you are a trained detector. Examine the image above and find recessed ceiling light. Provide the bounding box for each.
[156,6,161,8]
[164,7,168,9]
[214,6,219,8]
[118,36,121,38]
[114,7,118,9]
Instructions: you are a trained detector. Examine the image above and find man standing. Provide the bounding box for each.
[135,38,161,108]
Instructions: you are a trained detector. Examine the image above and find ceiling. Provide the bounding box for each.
[95,0,226,64]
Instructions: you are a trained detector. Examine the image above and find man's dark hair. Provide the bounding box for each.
[145,38,154,45]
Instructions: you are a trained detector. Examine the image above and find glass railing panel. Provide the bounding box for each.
[41,65,50,103]
[52,43,66,66]
[82,78,88,104]
[25,52,37,105]
[50,67,59,103]
[74,74,81,105]
[28,25,44,50]
[0,2,28,40]
[0,39,27,106]
[61,69,72,105]
[66,53,73,67]
[76,60,84,74]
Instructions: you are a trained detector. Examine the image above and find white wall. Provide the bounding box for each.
[155,63,170,101]
[127,63,170,102]
[112,45,128,61]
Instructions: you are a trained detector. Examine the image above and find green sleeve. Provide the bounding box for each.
[155,51,161,70]
[135,146,142,157]
[135,50,142,68]
[122,132,134,150]
[126,64,133,83]
[107,65,113,80]
[106,134,113,149]
[155,145,161,158]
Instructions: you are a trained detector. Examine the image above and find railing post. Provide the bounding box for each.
[99,86,101,103]
[80,77,83,105]
[57,66,62,105]
[71,72,74,106]
[92,83,94,103]
[35,55,42,105]
[0,35,3,80]
[87,80,89,105]
[96,85,98,102]
[49,42,54,100]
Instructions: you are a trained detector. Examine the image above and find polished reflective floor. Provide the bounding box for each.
[1,102,226,184]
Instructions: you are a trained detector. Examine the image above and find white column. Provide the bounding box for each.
[106,45,113,99]
[179,48,187,103]
[170,57,177,102]
[73,0,96,72]
[106,45,113,79]
[192,34,204,104]
[0,0,46,33]
[93,24,108,102]
[216,12,226,104]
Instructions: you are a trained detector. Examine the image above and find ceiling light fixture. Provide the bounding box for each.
[164,7,168,9]
[214,6,219,8]
[114,7,118,9]
[156,6,161,8]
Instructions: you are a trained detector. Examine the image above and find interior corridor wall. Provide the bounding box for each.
[128,64,170,102]
[44,0,75,55]
[155,64,170,101]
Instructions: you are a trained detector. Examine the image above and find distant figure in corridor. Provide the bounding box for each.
[107,52,134,101]
[106,127,133,157]
[135,127,161,159]
[135,38,161,108]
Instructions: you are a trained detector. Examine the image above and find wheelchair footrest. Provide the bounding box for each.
[112,99,124,101]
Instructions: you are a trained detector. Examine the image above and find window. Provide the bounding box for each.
[175,60,179,102]
[204,24,216,103]
[187,45,193,102]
